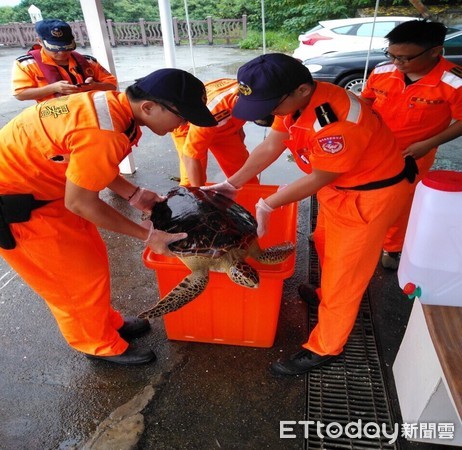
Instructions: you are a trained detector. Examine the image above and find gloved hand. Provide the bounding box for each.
[255,197,274,238]
[142,220,187,256]
[129,187,166,212]
[200,180,240,199]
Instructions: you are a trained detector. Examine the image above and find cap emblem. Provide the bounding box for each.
[238,82,252,96]
[51,28,64,38]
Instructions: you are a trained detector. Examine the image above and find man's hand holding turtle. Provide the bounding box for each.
[141,220,187,256]
[129,187,167,212]
[200,179,240,199]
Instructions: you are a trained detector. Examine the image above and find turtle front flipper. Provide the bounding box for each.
[228,260,259,288]
[138,270,209,319]
[249,241,295,264]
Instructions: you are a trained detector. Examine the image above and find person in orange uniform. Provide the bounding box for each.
[0,69,216,365]
[171,78,259,186]
[203,53,415,375]
[361,20,462,269]
[12,19,117,103]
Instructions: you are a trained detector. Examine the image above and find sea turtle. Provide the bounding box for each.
[138,186,295,319]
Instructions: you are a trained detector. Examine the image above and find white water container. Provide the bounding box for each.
[398,170,462,306]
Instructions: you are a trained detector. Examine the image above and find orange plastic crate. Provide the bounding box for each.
[142,184,297,347]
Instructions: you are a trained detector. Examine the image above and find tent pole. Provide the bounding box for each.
[361,0,380,92]
[183,0,196,75]
[158,0,177,67]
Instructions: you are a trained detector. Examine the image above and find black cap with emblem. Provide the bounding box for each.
[233,53,313,121]
[35,19,76,52]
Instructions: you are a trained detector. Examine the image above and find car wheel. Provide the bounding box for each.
[338,74,367,95]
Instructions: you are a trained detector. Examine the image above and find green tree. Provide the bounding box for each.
[5,0,436,32]
[11,0,85,22]
[265,0,372,33]
[102,0,158,21]
[0,6,15,23]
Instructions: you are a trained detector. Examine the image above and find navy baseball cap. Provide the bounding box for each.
[133,69,217,127]
[35,19,76,52]
[233,53,313,121]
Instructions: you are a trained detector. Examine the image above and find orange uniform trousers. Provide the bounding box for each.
[0,201,128,356]
[307,180,410,356]
[172,132,259,186]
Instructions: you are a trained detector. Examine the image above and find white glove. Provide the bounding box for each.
[129,187,166,212]
[200,180,240,199]
[141,220,187,256]
[255,197,274,238]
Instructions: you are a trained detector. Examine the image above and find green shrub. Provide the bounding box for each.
[239,29,298,52]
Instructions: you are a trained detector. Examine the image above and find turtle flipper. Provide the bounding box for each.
[251,241,295,264]
[138,271,209,319]
[228,260,259,288]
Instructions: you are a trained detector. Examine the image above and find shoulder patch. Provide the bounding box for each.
[315,103,338,127]
[442,69,462,89]
[450,66,462,79]
[83,54,97,63]
[213,109,231,124]
[16,54,34,63]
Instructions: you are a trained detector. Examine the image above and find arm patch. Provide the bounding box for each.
[450,66,462,78]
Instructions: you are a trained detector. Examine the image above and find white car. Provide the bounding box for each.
[293,16,417,61]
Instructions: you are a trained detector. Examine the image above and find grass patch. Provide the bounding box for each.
[239,30,299,53]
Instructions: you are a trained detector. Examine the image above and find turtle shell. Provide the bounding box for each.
[150,186,257,257]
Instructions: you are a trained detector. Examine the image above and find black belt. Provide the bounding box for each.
[336,156,418,191]
[0,194,52,250]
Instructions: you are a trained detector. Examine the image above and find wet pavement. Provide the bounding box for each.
[0,44,461,450]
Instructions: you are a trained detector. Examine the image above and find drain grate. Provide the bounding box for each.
[305,197,397,449]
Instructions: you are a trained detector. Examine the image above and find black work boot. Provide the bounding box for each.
[270,348,339,376]
[118,316,151,339]
[381,251,401,270]
[85,344,156,365]
[298,284,320,306]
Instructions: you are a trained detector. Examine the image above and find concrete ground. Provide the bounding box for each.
[0,44,461,450]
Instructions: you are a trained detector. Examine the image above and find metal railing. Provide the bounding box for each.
[0,16,247,48]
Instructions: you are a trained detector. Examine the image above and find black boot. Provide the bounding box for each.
[118,316,151,339]
[85,344,156,365]
[298,284,320,306]
[270,348,339,376]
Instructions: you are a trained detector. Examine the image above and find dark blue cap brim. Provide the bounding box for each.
[232,95,281,121]
[134,69,217,127]
[42,39,76,52]
[177,103,217,127]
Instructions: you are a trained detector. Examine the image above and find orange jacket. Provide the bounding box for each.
[272,82,404,188]
[362,57,462,161]
[12,47,117,102]
[0,91,140,200]
[172,78,245,159]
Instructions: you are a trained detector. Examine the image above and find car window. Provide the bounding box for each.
[443,33,462,56]
[355,22,397,38]
[305,25,322,34]
[330,25,356,36]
